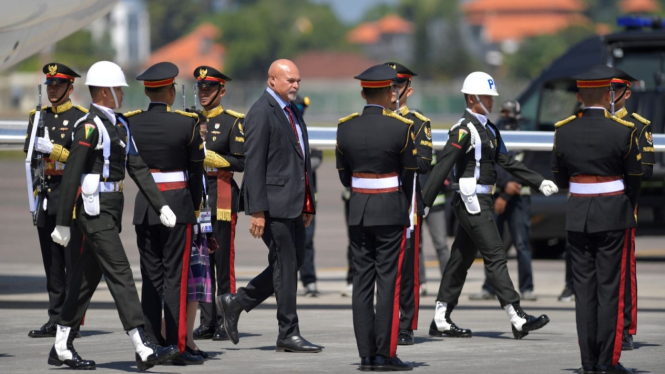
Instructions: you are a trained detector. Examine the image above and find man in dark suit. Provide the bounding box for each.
[217,59,322,353]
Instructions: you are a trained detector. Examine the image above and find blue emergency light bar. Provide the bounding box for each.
[617,15,665,29]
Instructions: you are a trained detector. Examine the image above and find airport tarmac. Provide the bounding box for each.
[0,158,663,373]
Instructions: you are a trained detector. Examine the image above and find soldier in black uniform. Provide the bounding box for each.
[382,62,433,346]
[48,61,180,371]
[125,62,205,364]
[336,65,417,371]
[190,66,245,342]
[609,70,654,352]
[24,63,88,338]
[422,71,557,341]
[551,65,642,374]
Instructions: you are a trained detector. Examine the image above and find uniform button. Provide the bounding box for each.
[301,176,304,180]
[47,188,51,193]
[47,176,51,180]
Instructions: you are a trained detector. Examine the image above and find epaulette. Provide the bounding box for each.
[610,116,634,128]
[225,109,245,119]
[175,110,198,119]
[383,110,414,125]
[75,105,89,113]
[631,113,650,126]
[123,109,143,117]
[338,113,359,123]
[554,115,576,128]
[411,111,430,123]
[29,106,48,115]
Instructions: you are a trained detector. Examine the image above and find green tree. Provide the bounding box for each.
[504,25,596,80]
[146,0,200,50]
[206,0,348,79]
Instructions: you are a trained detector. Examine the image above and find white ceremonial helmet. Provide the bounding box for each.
[461,71,499,97]
[85,61,128,108]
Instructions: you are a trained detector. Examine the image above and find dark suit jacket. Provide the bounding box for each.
[242,90,316,219]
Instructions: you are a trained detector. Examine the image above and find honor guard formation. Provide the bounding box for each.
[21,57,652,374]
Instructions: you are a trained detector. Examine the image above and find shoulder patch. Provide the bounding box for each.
[175,110,198,119]
[123,109,143,117]
[411,111,430,123]
[610,116,634,128]
[75,105,89,113]
[29,106,48,115]
[225,109,245,119]
[554,115,576,128]
[383,109,414,125]
[631,113,650,126]
[338,113,359,123]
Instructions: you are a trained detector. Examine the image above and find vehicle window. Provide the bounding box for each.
[538,88,579,127]
[614,51,665,91]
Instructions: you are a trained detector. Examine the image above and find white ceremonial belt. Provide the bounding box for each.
[207,167,218,173]
[151,171,186,183]
[455,184,496,194]
[99,180,124,193]
[569,180,625,194]
[351,176,399,189]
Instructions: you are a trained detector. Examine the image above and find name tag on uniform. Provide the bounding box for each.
[199,208,212,233]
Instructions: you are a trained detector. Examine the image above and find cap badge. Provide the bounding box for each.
[48,65,57,76]
[199,68,208,80]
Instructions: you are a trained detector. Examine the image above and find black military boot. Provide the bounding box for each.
[504,302,550,339]
[429,302,472,338]
[212,324,229,341]
[192,324,215,340]
[217,293,243,344]
[397,330,414,345]
[621,333,634,351]
[128,326,180,371]
[597,363,633,374]
[47,325,96,370]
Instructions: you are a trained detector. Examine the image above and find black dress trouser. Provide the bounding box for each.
[399,216,421,331]
[236,216,305,339]
[37,213,80,323]
[200,214,237,328]
[437,195,520,308]
[569,229,628,368]
[351,224,405,359]
[136,222,191,352]
[623,228,637,337]
[57,212,144,332]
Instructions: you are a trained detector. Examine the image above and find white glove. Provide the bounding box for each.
[539,180,559,197]
[160,206,176,227]
[51,225,71,247]
[35,128,53,154]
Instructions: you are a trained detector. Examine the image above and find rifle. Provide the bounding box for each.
[182,83,186,110]
[24,84,45,225]
[193,84,198,110]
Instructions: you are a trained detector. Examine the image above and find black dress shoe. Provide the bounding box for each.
[48,345,96,370]
[359,356,374,371]
[193,324,215,340]
[578,365,598,374]
[621,333,634,351]
[397,330,414,345]
[428,319,472,338]
[217,293,242,345]
[163,350,205,366]
[275,335,322,353]
[29,322,56,338]
[597,363,633,374]
[374,355,413,371]
[212,326,229,341]
[186,345,209,359]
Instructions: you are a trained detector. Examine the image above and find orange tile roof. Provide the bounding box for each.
[145,23,225,79]
[620,0,660,13]
[294,51,379,79]
[463,0,587,14]
[347,14,414,45]
[482,13,589,43]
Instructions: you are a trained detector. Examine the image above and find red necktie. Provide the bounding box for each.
[284,105,314,213]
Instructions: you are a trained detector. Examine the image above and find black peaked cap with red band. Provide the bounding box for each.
[571,64,616,89]
[354,65,397,88]
[136,62,179,88]
[193,66,232,88]
[611,67,637,88]
[383,61,417,84]
[42,63,80,85]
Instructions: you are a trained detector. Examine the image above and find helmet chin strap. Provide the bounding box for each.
[613,87,626,111]
[475,94,491,116]
[52,82,71,105]
[110,87,120,109]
